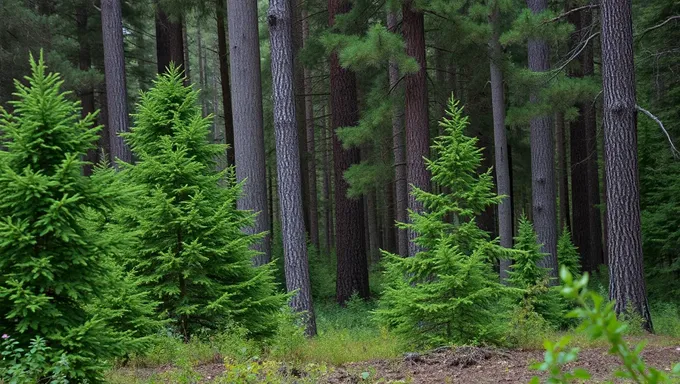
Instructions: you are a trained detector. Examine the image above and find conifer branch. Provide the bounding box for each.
[542,4,599,24]
[636,104,680,159]
[636,16,680,40]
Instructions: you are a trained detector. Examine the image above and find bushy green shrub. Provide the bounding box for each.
[118,66,285,340]
[511,216,570,328]
[0,54,140,382]
[557,227,581,278]
[375,98,518,347]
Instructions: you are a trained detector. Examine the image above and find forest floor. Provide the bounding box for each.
[109,335,680,383]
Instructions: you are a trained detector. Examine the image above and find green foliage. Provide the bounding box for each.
[119,66,285,340]
[557,227,581,278]
[0,54,136,383]
[530,267,680,384]
[510,216,570,329]
[0,335,70,384]
[375,98,518,347]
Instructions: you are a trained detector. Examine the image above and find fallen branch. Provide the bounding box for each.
[636,104,680,158]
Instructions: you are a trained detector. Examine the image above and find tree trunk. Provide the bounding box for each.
[323,104,334,256]
[600,0,652,331]
[583,5,604,270]
[367,190,380,264]
[227,0,272,265]
[197,25,208,117]
[387,11,408,258]
[302,8,319,248]
[267,0,317,336]
[488,3,512,279]
[216,0,235,165]
[155,7,184,73]
[402,0,430,257]
[527,0,558,277]
[329,0,369,304]
[182,20,191,83]
[101,0,132,166]
[556,112,571,231]
[78,3,97,175]
[567,2,592,272]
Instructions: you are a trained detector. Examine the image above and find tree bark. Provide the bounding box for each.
[555,112,571,231]
[527,0,558,277]
[367,190,380,264]
[600,0,652,331]
[583,5,604,270]
[197,25,208,117]
[101,0,132,166]
[216,0,235,165]
[489,3,513,280]
[78,3,97,175]
[267,0,317,336]
[227,0,271,265]
[182,20,191,83]
[155,6,184,73]
[567,2,592,272]
[387,11,408,258]
[329,0,369,304]
[402,0,430,257]
[302,8,319,248]
[323,104,334,256]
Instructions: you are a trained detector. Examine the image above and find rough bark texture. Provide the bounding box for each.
[155,7,184,73]
[268,0,317,336]
[96,84,112,164]
[367,190,380,264]
[600,0,652,331]
[78,4,97,175]
[583,5,604,270]
[227,0,271,265]
[556,113,571,231]
[216,0,235,165]
[182,21,190,83]
[489,3,512,279]
[387,11,408,258]
[302,9,319,248]
[323,105,334,256]
[329,0,369,304]
[567,3,592,272]
[402,0,430,257]
[197,25,208,117]
[527,0,558,277]
[101,0,131,166]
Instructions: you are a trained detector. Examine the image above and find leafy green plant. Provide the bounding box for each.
[557,227,581,278]
[530,266,680,383]
[0,335,69,384]
[375,97,519,347]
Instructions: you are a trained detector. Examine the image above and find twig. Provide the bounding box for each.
[636,104,680,158]
[636,16,680,40]
[542,4,599,24]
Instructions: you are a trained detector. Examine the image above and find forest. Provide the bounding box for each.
[1,0,680,382]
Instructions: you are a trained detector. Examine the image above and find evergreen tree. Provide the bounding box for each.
[0,54,134,382]
[557,226,581,279]
[376,98,516,346]
[120,67,285,340]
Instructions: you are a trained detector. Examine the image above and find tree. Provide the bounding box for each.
[216,0,235,165]
[0,55,132,382]
[268,0,317,336]
[155,5,184,73]
[488,1,513,279]
[600,0,652,331]
[77,2,98,175]
[121,68,284,340]
[101,0,132,165]
[526,0,558,277]
[403,0,431,257]
[227,0,271,265]
[328,0,370,303]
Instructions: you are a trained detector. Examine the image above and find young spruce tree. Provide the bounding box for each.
[0,54,133,382]
[376,98,517,347]
[121,67,285,340]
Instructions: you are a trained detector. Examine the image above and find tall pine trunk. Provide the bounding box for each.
[583,5,604,270]
[101,0,131,166]
[216,0,235,165]
[227,0,271,265]
[302,8,319,248]
[567,2,592,272]
[323,104,334,256]
[329,0,369,304]
[600,0,652,331]
[78,3,97,175]
[527,0,558,277]
[155,7,184,73]
[268,0,317,336]
[488,3,512,279]
[555,112,571,230]
[403,0,430,257]
[387,11,408,258]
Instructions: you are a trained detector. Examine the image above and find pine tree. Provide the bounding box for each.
[557,226,581,279]
[376,98,516,346]
[0,54,134,382]
[120,67,285,340]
